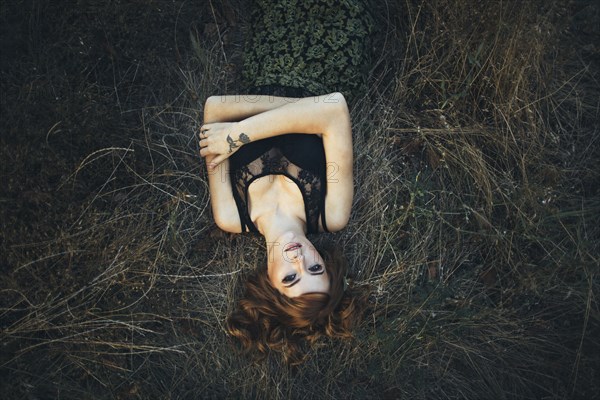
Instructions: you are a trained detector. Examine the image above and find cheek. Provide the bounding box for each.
[322,273,332,292]
[266,260,278,282]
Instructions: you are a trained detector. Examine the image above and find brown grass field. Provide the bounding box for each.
[1,0,598,398]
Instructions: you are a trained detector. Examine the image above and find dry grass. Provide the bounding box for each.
[1,0,598,399]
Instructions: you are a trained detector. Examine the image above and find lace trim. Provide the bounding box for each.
[231,143,326,234]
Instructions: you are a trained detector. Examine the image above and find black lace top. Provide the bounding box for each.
[228,85,329,234]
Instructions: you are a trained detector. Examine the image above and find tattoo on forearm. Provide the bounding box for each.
[239,133,251,144]
[226,133,251,153]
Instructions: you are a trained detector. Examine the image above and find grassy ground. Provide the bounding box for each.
[1,0,598,399]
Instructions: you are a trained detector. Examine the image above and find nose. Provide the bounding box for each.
[291,253,305,270]
[289,245,303,259]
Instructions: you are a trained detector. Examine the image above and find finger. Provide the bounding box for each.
[212,154,227,166]
[198,125,210,138]
[206,160,218,171]
[201,145,219,157]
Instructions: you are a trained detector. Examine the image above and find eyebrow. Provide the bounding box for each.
[285,269,325,288]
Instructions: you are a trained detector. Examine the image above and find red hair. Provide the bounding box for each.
[226,243,365,364]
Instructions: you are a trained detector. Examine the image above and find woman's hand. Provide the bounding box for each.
[198,122,251,167]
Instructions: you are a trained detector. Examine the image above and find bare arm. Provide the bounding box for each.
[232,92,346,141]
[203,94,302,122]
[199,92,347,163]
[202,104,242,233]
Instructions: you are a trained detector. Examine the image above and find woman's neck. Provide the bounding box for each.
[255,206,306,245]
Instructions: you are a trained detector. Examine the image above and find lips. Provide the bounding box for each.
[284,243,302,252]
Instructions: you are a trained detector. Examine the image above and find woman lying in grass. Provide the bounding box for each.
[198,0,373,364]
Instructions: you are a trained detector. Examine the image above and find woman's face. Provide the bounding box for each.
[267,231,330,297]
